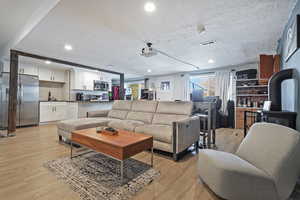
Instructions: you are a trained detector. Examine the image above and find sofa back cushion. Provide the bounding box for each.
[126,100,158,123]
[236,123,300,200]
[112,100,132,111]
[126,112,154,124]
[108,110,128,119]
[131,100,158,112]
[156,101,193,115]
[152,114,188,125]
[151,101,192,125]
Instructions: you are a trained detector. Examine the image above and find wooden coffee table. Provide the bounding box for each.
[70,128,153,183]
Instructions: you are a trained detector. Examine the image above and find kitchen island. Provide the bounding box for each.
[77,101,113,118]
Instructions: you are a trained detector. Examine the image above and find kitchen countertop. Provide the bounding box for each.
[39,100,113,103]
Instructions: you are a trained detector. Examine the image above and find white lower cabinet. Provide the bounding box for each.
[40,102,78,123]
[66,103,78,120]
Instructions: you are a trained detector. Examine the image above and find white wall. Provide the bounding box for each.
[0,60,3,73]
[148,73,190,101]
[145,62,259,102]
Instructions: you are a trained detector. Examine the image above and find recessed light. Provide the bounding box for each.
[208,59,215,64]
[147,69,152,73]
[64,44,73,51]
[144,2,156,13]
[45,60,51,64]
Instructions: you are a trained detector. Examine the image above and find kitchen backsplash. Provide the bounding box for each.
[70,90,108,101]
[39,81,68,101]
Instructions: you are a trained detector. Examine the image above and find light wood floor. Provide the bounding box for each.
[0,125,244,200]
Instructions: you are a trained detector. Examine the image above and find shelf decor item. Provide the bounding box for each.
[285,15,300,62]
[96,127,118,135]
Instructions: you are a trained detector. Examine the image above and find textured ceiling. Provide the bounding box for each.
[13,0,296,78]
[0,0,50,50]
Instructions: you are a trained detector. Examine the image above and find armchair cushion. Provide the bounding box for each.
[135,124,172,143]
[236,123,300,200]
[198,150,278,200]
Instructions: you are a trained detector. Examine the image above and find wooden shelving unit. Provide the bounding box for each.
[234,54,280,129]
[235,79,268,128]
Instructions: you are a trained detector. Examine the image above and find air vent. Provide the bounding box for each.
[199,40,216,46]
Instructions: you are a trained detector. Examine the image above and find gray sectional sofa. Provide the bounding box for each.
[57,100,200,160]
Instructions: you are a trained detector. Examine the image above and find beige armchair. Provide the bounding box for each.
[198,123,300,200]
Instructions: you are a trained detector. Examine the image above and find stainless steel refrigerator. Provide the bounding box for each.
[0,72,39,129]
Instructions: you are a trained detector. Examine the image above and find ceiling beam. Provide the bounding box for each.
[0,0,61,60]
[13,50,123,75]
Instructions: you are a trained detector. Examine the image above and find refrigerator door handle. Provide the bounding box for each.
[20,84,23,104]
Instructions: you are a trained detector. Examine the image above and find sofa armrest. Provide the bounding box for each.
[87,110,110,118]
[173,116,200,154]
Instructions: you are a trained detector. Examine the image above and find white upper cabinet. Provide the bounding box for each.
[3,61,10,72]
[51,69,65,82]
[3,61,38,76]
[70,68,86,90]
[39,67,65,82]
[38,67,52,81]
[19,63,38,76]
[70,69,100,90]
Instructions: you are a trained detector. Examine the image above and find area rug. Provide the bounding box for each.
[44,152,160,200]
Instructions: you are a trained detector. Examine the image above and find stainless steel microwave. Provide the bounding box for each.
[94,80,109,91]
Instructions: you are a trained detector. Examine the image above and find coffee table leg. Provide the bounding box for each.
[120,160,124,185]
[151,147,154,167]
[70,141,73,159]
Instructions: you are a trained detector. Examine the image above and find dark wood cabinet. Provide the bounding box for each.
[259,55,274,79]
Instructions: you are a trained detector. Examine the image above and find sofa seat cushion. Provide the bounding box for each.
[198,150,278,200]
[135,124,172,143]
[107,120,144,131]
[58,117,113,132]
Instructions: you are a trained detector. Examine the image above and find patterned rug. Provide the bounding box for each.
[44,152,160,200]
